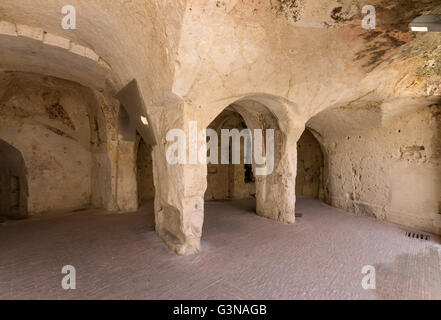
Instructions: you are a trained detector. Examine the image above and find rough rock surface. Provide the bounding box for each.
[0,0,439,254]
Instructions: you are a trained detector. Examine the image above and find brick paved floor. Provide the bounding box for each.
[0,197,440,299]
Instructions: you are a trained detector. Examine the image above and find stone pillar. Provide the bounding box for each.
[91,130,139,213]
[89,91,119,212]
[149,97,206,255]
[115,139,138,212]
[89,92,139,213]
[255,129,302,224]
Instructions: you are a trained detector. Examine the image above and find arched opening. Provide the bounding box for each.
[0,20,140,215]
[304,102,441,235]
[0,71,121,216]
[0,139,28,220]
[137,138,155,204]
[296,128,324,200]
[198,98,292,247]
[136,137,156,227]
[0,72,93,215]
[205,107,256,201]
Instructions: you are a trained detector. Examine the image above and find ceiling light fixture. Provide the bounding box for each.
[411,26,428,32]
[409,14,441,32]
[140,116,149,125]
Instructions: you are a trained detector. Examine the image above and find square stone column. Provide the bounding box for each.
[149,97,207,255]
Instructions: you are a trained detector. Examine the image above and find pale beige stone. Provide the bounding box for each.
[43,32,71,50]
[85,47,99,62]
[0,0,440,255]
[69,42,87,56]
[0,21,17,36]
[16,23,43,40]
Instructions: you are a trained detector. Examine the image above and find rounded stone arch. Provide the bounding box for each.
[134,133,156,205]
[202,93,302,131]
[0,21,112,91]
[0,19,121,164]
[301,102,390,211]
[0,138,28,219]
[0,71,124,214]
[150,93,306,255]
[0,17,125,213]
[202,94,302,224]
[295,127,325,200]
[304,126,329,202]
[204,107,255,200]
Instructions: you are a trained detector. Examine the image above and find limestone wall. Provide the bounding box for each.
[137,139,155,202]
[311,105,441,235]
[1,0,440,254]
[0,73,93,215]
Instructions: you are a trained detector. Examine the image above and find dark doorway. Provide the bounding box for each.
[136,138,155,204]
[205,108,256,200]
[296,129,324,199]
[0,139,28,219]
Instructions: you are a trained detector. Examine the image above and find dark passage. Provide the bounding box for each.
[0,139,28,219]
[296,129,324,199]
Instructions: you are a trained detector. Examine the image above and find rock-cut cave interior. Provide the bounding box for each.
[0,0,440,300]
